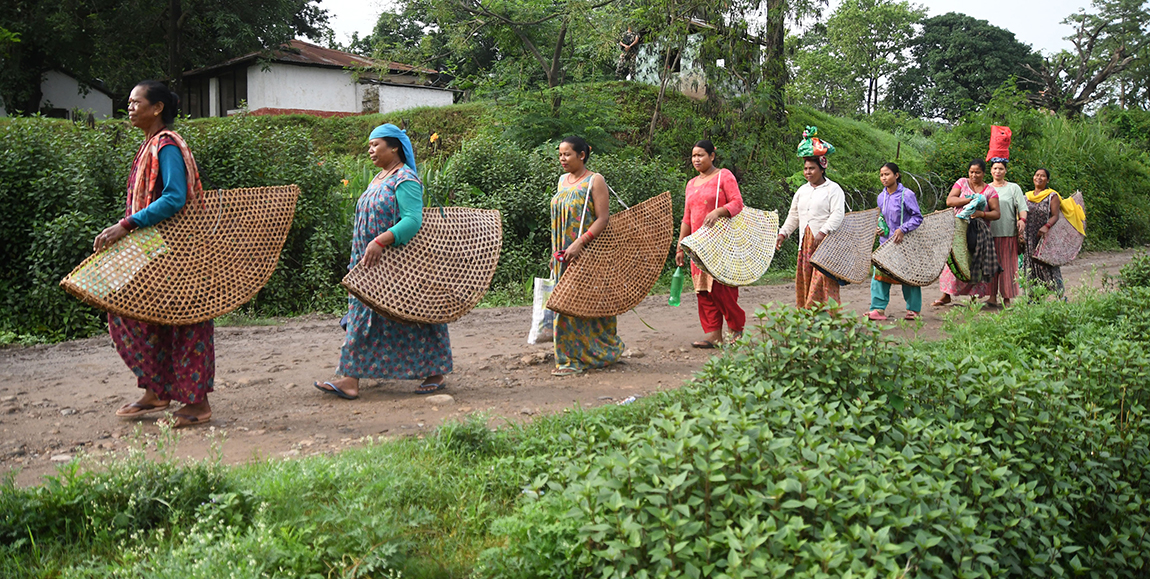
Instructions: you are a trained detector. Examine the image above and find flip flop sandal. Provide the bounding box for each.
[691,340,719,349]
[551,367,584,377]
[931,299,950,307]
[115,401,171,417]
[171,412,212,429]
[414,380,447,395]
[314,381,359,400]
[866,310,888,321]
[904,311,920,321]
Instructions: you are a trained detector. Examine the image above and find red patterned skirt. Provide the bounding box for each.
[795,226,840,308]
[109,315,214,404]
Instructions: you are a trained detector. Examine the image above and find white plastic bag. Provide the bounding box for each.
[527,277,556,344]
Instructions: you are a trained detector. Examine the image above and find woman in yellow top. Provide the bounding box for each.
[1021,167,1085,295]
[549,136,625,376]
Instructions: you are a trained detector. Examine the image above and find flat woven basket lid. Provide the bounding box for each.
[950,218,972,281]
[60,185,301,325]
[871,209,955,286]
[341,206,503,325]
[1034,191,1085,267]
[680,208,779,286]
[547,191,674,318]
[809,208,880,285]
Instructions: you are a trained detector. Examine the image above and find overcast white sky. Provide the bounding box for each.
[318,0,1091,56]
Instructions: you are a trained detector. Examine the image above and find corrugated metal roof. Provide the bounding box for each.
[184,39,437,77]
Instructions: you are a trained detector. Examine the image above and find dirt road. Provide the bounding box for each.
[0,251,1136,486]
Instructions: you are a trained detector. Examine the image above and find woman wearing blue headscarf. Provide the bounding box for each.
[314,124,452,399]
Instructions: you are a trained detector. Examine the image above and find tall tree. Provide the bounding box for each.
[1023,0,1149,116]
[886,12,1040,120]
[826,0,923,114]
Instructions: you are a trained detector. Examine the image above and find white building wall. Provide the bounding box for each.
[246,63,359,112]
[377,84,454,114]
[38,70,114,119]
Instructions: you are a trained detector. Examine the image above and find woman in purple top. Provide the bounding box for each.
[867,163,924,321]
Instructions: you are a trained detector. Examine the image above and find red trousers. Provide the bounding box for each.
[697,281,745,334]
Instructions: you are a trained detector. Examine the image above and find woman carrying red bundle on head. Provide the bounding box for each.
[675,140,745,349]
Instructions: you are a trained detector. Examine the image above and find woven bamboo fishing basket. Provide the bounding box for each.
[949,218,972,282]
[60,185,300,325]
[341,207,503,325]
[680,208,779,287]
[547,191,674,318]
[871,210,955,286]
[1034,191,1085,267]
[809,208,880,285]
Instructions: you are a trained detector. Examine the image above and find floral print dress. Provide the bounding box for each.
[551,173,625,371]
[338,167,453,380]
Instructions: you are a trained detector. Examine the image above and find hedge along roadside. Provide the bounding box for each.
[0,115,342,343]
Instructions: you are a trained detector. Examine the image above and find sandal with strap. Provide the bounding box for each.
[904,311,920,321]
[866,310,888,321]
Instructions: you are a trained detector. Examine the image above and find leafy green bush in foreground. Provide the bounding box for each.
[480,296,1150,578]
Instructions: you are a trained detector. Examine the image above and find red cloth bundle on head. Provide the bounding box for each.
[986,125,1011,161]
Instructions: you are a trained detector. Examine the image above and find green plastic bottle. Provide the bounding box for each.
[878,215,890,237]
[668,266,684,307]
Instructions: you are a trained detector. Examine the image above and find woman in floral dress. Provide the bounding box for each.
[314,124,451,399]
[550,136,625,376]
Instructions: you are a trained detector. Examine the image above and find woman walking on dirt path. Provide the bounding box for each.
[986,158,1027,308]
[777,156,846,308]
[94,81,213,428]
[932,159,1001,307]
[314,124,451,400]
[675,140,745,349]
[549,136,625,377]
[867,162,923,321]
[1021,168,1075,295]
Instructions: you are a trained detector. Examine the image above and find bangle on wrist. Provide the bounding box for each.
[118,217,136,231]
[372,237,386,248]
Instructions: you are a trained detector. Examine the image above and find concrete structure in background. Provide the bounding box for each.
[0,70,115,119]
[181,40,455,118]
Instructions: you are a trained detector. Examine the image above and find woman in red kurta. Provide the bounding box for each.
[675,140,746,349]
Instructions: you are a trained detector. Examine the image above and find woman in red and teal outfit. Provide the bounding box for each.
[675,140,745,348]
[93,81,213,428]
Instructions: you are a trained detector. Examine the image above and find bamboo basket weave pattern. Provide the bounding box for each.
[809,208,880,285]
[60,185,301,325]
[342,207,503,325]
[680,208,779,287]
[871,210,955,286]
[547,191,674,318]
[1034,191,1085,267]
[949,218,972,282]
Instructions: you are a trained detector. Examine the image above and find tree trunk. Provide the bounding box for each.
[762,0,787,127]
[647,41,679,152]
[167,0,183,99]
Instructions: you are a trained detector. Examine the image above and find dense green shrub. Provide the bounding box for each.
[0,120,130,341]
[478,298,1150,578]
[0,451,239,546]
[1120,251,1150,289]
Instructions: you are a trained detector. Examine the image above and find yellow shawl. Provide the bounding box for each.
[1026,188,1085,236]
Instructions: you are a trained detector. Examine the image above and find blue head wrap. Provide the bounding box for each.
[368,123,417,174]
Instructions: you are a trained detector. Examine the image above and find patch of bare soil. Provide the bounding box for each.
[0,250,1136,486]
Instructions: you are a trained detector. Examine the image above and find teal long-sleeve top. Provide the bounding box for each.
[127,145,187,229]
[388,179,424,246]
